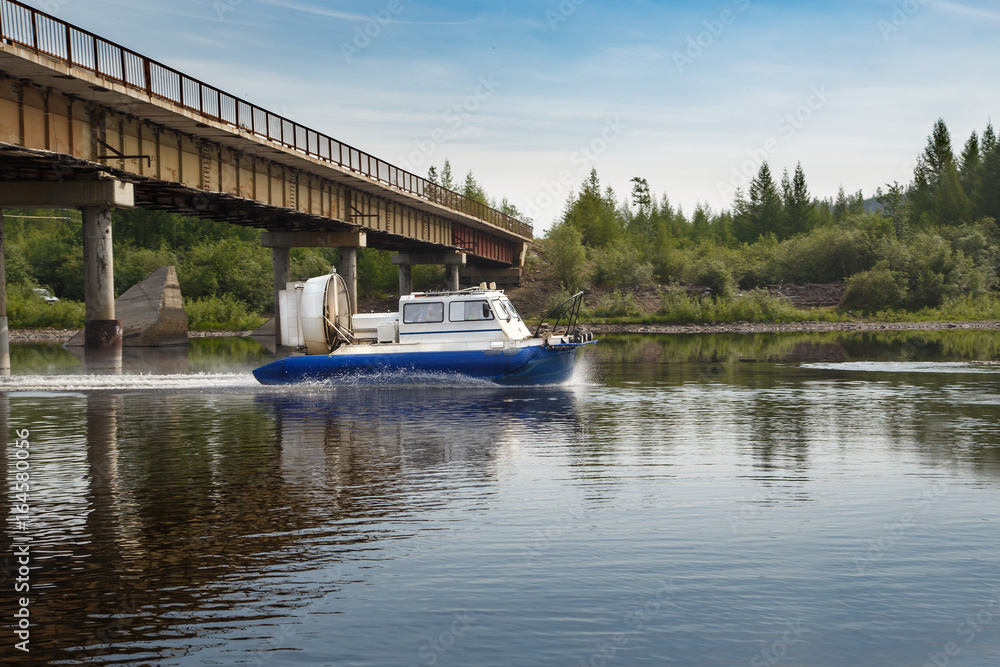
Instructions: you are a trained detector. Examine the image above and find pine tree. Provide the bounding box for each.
[783,163,816,236]
[833,186,848,222]
[462,171,489,204]
[911,119,969,226]
[440,159,455,191]
[562,169,622,248]
[959,131,981,201]
[978,132,1000,221]
[747,162,783,239]
[878,181,910,238]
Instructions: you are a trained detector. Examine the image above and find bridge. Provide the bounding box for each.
[0,0,532,355]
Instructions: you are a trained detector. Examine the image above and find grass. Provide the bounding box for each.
[185,294,265,331]
[6,286,85,329]
[583,289,850,325]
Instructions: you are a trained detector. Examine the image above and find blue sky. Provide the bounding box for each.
[30,0,1000,232]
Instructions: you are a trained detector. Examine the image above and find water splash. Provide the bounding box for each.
[0,372,257,393]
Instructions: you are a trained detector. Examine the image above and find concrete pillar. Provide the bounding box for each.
[82,206,122,350]
[340,247,358,314]
[272,246,291,344]
[398,263,412,297]
[0,211,9,376]
[446,264,460,292]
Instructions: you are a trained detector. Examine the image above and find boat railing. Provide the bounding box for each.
[534,291,586,339]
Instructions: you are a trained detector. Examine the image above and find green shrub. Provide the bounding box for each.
[588,291,643,318]
[6,285,85,329]
[843,265,909,311]
[658,288,812,324]
[179,238,273,312]
[545,223,587,291]
[693,259,736,299]
[592,244,654,287]
[185,294,265,331]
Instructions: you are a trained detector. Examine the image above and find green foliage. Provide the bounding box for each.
[545,223,588,291]
[179,238,273,312]
[185,294,265,331]
[291,247,337,282]
[356,249,398,298]
[592,244,654,287]
[562,169,622,248]
[115,245,179,294]
[656,288,810,324]
[413,265,445,291]
[692,258,736,298]
[587,291,643,318]
[6,285,85,329]
[843,265,909,310]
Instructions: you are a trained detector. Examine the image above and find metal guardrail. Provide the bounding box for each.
[0,0,532,240]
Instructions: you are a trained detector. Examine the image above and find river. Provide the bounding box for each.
[2,331,999,665]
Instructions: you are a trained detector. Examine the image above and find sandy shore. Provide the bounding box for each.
[10,320,999,344]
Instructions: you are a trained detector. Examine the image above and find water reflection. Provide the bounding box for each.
[2,331,999,665]
[1,384,584,663]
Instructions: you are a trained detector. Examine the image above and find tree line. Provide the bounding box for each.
[545,118,1000,312]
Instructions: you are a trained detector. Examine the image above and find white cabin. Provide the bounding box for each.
[352,288,533,345]
[276,274,533,352]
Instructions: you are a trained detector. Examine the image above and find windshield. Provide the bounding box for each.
[499,298,521,321]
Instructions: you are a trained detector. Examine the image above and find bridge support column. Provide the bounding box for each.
[398,264,412,297]
[261,230,366,337]
[340,247,358,313]
[0,178,133,353]
[446,264,461,292]
[82,207,122,351]
[392,252,466,295]
[271,246,291,345]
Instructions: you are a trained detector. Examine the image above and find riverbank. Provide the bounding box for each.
[10,318,998,344]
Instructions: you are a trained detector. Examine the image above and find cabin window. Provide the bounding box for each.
[403,302,444,324]
[500,298,522,321]
[492,299,511,321]
[449,300,494,322]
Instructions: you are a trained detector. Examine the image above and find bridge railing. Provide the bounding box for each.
[0,0,533,240]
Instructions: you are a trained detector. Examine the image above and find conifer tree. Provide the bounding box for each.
[742,162,783,240]
[911,119,969,226]
[440,159,455,191]
[783,163,816,236]
[959,131,981,201]
[833,186,848,222]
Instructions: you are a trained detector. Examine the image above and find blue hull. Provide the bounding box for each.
[253,343,593,386]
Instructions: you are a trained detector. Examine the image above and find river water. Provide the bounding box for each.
[2,331,1000,666]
